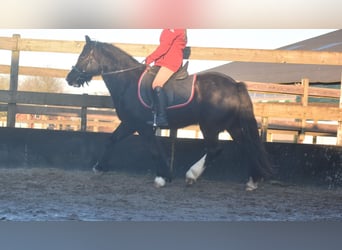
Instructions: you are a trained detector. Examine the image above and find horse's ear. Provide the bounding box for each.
[85,35,91,44]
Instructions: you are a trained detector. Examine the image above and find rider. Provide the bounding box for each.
[145,29,187,127]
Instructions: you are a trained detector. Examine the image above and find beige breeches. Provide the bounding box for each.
[152,66,174,89]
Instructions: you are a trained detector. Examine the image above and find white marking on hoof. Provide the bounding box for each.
[185,178,195,186]
[185,154,207,185]
[154,176,166,188]
[92,162,101,174]
[245,177,258,191]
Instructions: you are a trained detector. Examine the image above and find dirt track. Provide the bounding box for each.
[0,168,341,221]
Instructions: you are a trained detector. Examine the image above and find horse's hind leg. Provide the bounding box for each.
[228,126,261,191]
[185,128,222,185]
[185,154,207,185]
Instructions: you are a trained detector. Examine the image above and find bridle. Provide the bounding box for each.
[71,66,94,85]
[71,42,145,85]
[71,63,146,88]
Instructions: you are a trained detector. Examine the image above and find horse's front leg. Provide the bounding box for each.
[93,122,135,173]
[152,136,173,188]
[140,129,173,188]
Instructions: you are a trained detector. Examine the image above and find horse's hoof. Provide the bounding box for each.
[93,167,101,174]
[185,169,197,186]
[185,170,196,185]
[185,177,195,186]
[92,162,103,174]
[185,154,206,186]
[154,177,166,188]
[245,177,258,191]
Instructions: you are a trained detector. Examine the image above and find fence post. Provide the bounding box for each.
[80,94,88,131]
[260,116,269,142]
[337,73,342,145]
[7,34,20,127]
[169,129,178,173]
[297,78,309,143]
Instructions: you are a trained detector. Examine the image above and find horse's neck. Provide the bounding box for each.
[102,75,125,107]
[102,70,142,109]
[99,44,143,108]
[101,44,140,75]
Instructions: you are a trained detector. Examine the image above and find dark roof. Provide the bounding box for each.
[206,30,342,84]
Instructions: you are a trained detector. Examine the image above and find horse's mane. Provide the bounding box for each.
[99,41,140,66]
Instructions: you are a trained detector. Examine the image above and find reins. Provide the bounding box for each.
[71,64,145,84]
[101,65,145,76]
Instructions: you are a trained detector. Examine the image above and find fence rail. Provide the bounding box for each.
[0,34,341,145]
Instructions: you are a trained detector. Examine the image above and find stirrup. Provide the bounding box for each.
[155,118,168,127]
[147,112,168,128]
[146,112,158,127]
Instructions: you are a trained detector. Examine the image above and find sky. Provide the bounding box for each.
[0,29,336,94]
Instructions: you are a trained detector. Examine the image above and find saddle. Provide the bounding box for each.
[138,62,196,110]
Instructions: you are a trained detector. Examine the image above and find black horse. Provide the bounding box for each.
[66,35,272,191]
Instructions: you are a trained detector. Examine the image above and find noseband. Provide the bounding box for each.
[72,66,94,83]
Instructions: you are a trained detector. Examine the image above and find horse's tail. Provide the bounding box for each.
[236,82,273,181]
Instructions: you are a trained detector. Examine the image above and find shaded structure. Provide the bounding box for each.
[205,29,342,84]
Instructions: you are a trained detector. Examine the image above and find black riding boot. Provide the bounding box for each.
[153,86,169,127]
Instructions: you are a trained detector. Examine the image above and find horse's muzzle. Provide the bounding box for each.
[66,71,85,88]
[65,77,81,88]
[71,82,82,88]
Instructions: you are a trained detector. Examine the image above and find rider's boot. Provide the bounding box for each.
[153,86,168,127]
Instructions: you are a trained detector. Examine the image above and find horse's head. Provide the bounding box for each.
[66,35,103,87]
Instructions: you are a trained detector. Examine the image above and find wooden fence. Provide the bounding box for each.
[0,34,341,145]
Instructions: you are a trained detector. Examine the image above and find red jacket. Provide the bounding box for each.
[145,29,187,72]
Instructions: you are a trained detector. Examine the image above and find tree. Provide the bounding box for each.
[19,76,65,93]
[0,76,66,125]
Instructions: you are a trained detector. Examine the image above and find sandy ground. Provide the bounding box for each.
[0,168,341,221]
